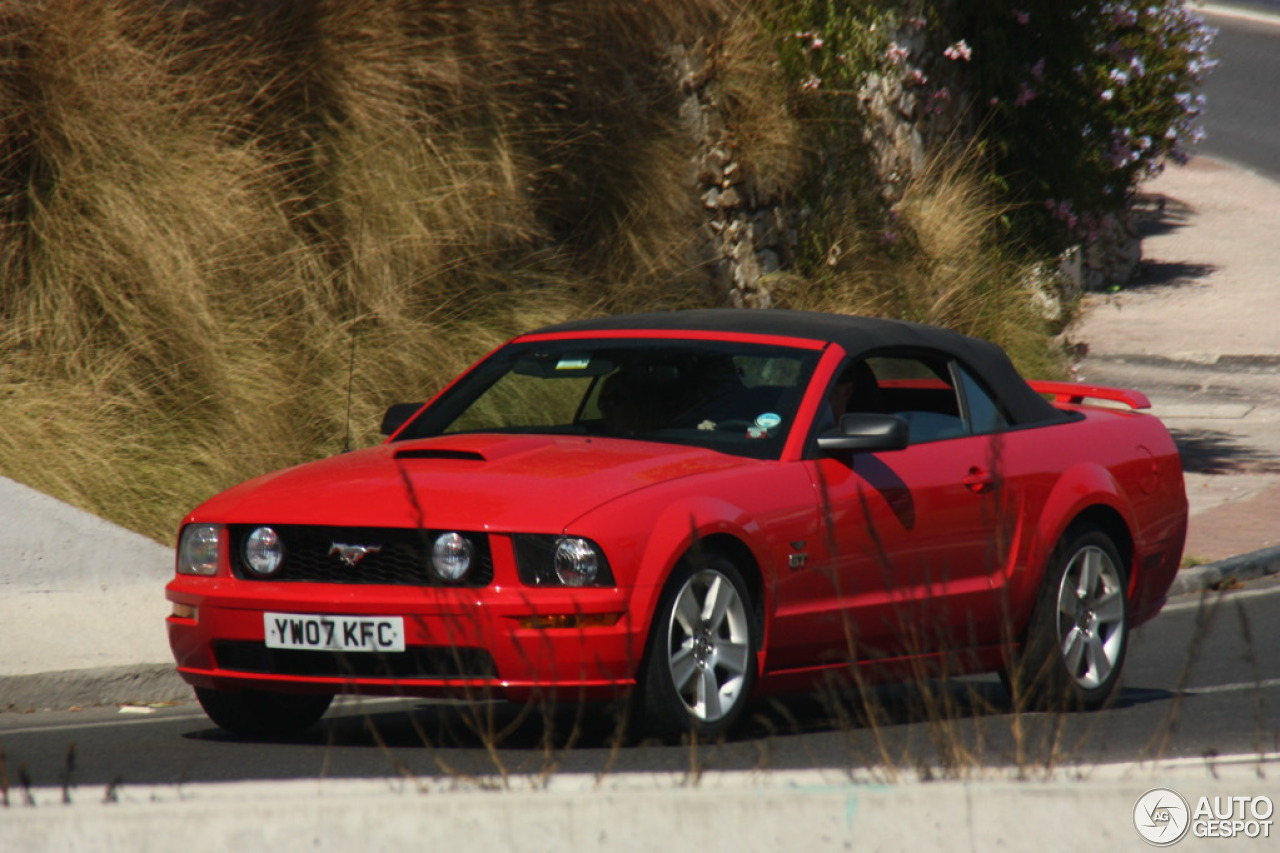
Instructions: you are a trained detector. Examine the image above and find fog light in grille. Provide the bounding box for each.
[431,532,473,582]
[245,526,285,577]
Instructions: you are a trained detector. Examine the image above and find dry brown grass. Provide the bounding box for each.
[784,150,1066,379]
[0,0,1064,541]
[712,9,808,199]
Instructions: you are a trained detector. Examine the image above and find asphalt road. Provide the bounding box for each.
[2,578,1276,795]
[1201,4,1280,180]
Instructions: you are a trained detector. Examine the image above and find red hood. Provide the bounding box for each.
[187,433,747,532]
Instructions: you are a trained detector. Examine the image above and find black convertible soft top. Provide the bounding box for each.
[529,308,1063,425]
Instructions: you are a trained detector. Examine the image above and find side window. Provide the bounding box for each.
[832,355,967,444]
[955,364,1008,434]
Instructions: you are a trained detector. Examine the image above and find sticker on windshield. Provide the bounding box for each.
[755,412,782,430]
[555,356,592,370]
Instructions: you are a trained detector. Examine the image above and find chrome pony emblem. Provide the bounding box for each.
[329,543,383,566]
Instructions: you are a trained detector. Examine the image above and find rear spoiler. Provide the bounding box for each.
[1028,380,1151,410]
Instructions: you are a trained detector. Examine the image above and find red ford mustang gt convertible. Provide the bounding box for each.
[166,309,1187,737]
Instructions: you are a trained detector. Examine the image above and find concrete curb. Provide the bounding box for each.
[1167,545,1280,597]
[0,665,188,713]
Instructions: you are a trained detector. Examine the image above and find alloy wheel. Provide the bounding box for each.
[664,568,752,722]
[1055,544,1126,691]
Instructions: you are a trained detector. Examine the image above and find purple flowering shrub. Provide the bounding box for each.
[770,0,1215,255]
[932,0,1215,248]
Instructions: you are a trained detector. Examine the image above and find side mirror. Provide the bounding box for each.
[817,413,909,452]
[380,403,424,436]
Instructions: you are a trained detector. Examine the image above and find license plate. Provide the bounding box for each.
[264,613,405,653]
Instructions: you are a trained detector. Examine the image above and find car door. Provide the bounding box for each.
[772,352,1019,670]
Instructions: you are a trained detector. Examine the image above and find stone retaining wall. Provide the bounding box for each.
[668,17,1139,307]
[670,40,795,308]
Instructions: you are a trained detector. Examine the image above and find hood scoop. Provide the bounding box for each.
[393,448,486,462]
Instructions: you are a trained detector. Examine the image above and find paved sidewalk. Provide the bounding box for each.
[0,475,181,710]
[1074,156,1280,567]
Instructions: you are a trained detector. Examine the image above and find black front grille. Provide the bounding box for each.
[213,641,497,679]
[229,525,493,586]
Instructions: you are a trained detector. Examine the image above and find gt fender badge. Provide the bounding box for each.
[330,543,383,566]
[789,540,808,570]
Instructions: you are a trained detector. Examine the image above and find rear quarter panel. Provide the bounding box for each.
[1001,406,1187,631]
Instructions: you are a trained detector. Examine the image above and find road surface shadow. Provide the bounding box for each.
[1126,260,1217,291]
[1172,428,1280,475]
[1126,192,1218,292]
[171,678,1189,780]
[179,678,1168,751]
[1134,191,1193,239]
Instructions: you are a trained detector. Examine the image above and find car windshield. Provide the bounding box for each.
[394,338,823,460]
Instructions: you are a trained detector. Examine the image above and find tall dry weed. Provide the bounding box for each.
[0,0,733,539]
[713,10,807,199]
[0,0,1062,541]
[786,149,1065,378]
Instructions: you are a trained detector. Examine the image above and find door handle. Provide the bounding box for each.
[962,467,997,494]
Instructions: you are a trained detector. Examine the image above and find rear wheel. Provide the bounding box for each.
[195,687,333,737]
[1010,529,1129,710]
[639,551,758,739]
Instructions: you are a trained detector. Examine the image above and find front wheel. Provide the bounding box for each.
[639,552,758,739]
[1010,529,1129,711]
[195,687,333,737]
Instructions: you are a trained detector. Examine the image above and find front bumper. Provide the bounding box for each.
[165,577,644,701]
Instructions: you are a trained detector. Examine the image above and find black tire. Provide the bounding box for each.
[1008,529,1129,711]
[639,551,759,739]
[195,687,334,737]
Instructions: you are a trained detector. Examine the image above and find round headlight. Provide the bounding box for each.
[178,524,221,576]
[554,538,599,587]
[245,526,285,577]
[432,532,473,582]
